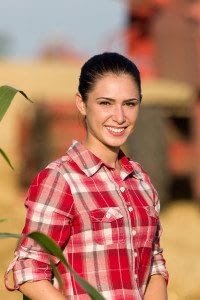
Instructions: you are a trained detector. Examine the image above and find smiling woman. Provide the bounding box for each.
[76,72,141,163]
[5,52,168,299]
[75,52,142,165]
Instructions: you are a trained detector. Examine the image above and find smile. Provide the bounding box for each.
[106,126,126,133]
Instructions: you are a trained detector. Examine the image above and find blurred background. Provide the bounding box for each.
[1,0,200,299]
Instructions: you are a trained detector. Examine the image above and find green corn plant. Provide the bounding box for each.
[0,231,105,299]
[28,232,105,299]
[0,85,105,299]
[0,85,32,169]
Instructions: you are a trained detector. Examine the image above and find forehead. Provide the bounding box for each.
[90,73,139,97]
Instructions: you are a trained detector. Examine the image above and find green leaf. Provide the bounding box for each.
[0,218,6,223]
[0,148,14,169]
[0,85,33,121]
[28,232,105,299]
[50,259,64,292]
[0,232,21,239]
[23,295,30,300]
[28,232,66,263]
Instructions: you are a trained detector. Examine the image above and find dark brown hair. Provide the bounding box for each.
[78,52,142,102]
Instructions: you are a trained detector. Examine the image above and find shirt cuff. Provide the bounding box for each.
[5,257,52,291]
[150,264,169,285]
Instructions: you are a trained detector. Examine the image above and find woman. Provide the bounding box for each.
[5,52,168,299]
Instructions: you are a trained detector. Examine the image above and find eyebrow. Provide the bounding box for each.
[96,97,140,102]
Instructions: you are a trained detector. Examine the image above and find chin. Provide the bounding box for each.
[104,139,126,149]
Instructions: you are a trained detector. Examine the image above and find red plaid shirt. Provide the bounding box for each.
[5,140,168,299]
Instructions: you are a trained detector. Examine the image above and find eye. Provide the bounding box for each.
[99,101,111,106]
[125,101,139,107]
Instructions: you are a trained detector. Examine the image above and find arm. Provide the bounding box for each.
[9,168,74,292]
[145,185,168,299]
[144,219,168,299]
[144,211,168,300]
[139,167,168,299]
[144,274,167,300]
[19,280,66,300]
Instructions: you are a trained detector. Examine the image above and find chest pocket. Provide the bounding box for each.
[89,207,126,245]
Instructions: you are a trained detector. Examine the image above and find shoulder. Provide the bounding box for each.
[27,154,75,196]
[29,152,83,196]
[46,151,82,176]
[129,158,160,207]
[129,158,150,179]
[46,154,73,174]
[26,157,75,216]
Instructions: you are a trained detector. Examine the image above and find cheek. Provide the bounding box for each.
[129,109,139,123]
[88,106,110,121]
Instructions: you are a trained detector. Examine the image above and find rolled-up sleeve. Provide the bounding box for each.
[5,168,74,290]
[137,166,169,285]
[150,220,169,283]
[149,187,169,283]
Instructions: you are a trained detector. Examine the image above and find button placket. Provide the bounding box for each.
[109,173,137,280]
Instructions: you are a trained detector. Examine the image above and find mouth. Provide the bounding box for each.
[105,126,127,135]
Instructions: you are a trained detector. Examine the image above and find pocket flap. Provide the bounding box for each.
[89,207,124,223]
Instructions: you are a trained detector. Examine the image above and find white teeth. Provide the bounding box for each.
[107,127,125,133]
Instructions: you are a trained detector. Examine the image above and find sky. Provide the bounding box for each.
[0,0,127,59]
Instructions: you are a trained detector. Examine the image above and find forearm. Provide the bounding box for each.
[19,279,66,300]
[144,274,167,300]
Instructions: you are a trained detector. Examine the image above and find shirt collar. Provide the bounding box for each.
[67,140,143,180]
[67,140,103,177]
[118,150,144,180]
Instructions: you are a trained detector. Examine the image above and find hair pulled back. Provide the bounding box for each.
[78,52,142,102]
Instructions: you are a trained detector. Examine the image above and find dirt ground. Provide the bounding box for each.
[1,168,200,300]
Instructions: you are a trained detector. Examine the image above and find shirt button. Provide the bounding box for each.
[128,206,133,212]
[62,156,71,162]
[134,274,138,280]
[106,212,111,219]
[120,186,125,192]
[132,229,136,236]
[134,251,137,257]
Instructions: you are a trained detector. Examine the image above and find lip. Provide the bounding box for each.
[105,126,127,136]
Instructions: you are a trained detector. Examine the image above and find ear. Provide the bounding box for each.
[76,93,86,116]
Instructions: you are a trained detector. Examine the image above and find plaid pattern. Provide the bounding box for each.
[5,140,168,299]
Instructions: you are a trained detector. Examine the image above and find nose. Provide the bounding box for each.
[112,105,125,124]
